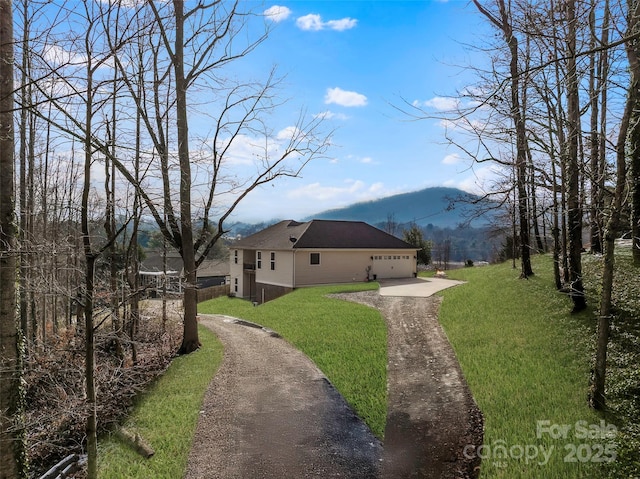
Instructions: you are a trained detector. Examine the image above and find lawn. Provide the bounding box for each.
[438,255,608,478]
[97,254,635,478]
[98,325,223,478]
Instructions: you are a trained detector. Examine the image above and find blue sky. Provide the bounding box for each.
[227,0,493,223]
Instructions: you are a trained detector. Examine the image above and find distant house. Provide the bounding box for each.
[140,250,229,297]
[139,250,183,296]
[230,219,419,303]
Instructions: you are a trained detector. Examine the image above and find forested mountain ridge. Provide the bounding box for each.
[305,187,492,228]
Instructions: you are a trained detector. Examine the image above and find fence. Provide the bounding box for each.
[196,283,230,303]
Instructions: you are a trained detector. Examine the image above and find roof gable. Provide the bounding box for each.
[233,220,311,250]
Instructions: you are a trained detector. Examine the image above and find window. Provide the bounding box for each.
[270,252,276,270]
[234,250,238,264]
[310,252,320,265]
[257,251,262,269]
[234,277,238,293]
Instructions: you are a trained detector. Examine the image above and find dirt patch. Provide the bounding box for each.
[330,291,483,478]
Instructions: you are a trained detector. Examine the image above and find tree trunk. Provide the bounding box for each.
[592,41,632,408]
[588,1,600,254]
[83,255,98,479]
[82,47,98,479]
[0,1,27,476]
[473,0,533,278]
[18,0,29,347]
[173,0,200,354]
[565,0,587,313]
[629,0,640,266]
[551,153,563,290]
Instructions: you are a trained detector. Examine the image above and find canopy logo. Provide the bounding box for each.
[463,419,617,469]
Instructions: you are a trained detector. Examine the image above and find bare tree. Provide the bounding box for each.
[473,0,534,278]
[591,0,638,408]
[0,1,27,477]
[106,1,331,354]
[564,0,588,312]
[588,0,610,254]
[19,2,133,474]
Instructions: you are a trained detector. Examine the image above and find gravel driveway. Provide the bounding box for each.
[185,287,483,478]
[184,316,382,479]
[332,291,483,478]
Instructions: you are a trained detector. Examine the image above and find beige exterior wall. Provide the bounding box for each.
[229,248,246,297]
[231,247,417,299]
[294,249,416,286]
[254,250,294,288]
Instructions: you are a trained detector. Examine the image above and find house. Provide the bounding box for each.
[230,219,419,303]
[139,250,184,297]
[140,250,230,297]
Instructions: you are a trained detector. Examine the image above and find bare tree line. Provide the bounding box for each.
[2,0,330,477]
[439,0,639,411]
[399,0,638,411]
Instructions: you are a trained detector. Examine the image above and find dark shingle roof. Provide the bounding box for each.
[140,250,184,273]
[233,220,416,250]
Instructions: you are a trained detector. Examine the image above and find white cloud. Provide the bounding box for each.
[326,18,358,31]
[42,44,87,67]
[324,87,368,107]
[442,153,461,165]
[297,13,323,30]
[213,126,307,166]
[264,5,291,22]
[415,96,459,111]
[313,110,350,121]
[287,179,383,202]
[296,13,357,31]
[276,126,301,141]
[215,134,261,165]
[360,157,374,164]
[444,165,502,195]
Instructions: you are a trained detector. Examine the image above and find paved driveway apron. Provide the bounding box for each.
[377,277,465,297]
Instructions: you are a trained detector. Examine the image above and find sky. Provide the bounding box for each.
[223,0,494,223]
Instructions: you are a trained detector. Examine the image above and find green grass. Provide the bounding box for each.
[438,256,606,478]
[582,248,640,478]
[97,256,633,478]
[98,325,223,479]
[198,282,388,438]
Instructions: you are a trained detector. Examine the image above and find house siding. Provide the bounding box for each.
[294,249,415,286]
[229,249,246,297]
[255,250,294,288]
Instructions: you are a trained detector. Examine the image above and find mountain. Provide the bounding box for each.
[305,187,492,228]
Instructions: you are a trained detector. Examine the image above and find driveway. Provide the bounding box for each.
[186,279,482,478]
[185,316,382,479]
[378,277,466,297]
[332,289,483,479]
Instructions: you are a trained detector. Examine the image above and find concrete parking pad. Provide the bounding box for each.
[378,277,465,297]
